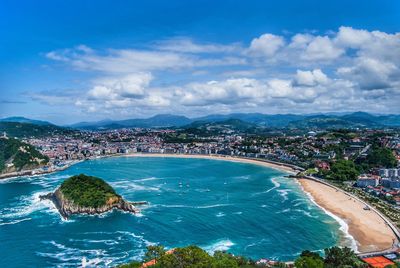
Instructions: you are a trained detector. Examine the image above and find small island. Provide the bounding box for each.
[40,174,142,219]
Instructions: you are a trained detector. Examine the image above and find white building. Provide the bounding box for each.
[357,175,379,188]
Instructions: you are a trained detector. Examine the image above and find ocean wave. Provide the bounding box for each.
[152,203,231,209]
[111,180,160,191]
[303,191,358,252]
[216,212,225,217]
[134,177,162,182]
[37,231,154,267]
[0,217,31,226]
[251,177,281,196]
[203,239,235,255]
[277,189,291,202]
[0,191,59,221]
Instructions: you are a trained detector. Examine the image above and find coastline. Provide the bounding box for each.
[298,178,396,253]
[3,152,397,255]
[124,153,299,174]
[125,153,398,254]
[0,160,83,180]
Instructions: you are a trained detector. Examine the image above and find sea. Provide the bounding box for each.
[0,156,353,267]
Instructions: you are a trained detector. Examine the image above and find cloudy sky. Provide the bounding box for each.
[1,0,399,124]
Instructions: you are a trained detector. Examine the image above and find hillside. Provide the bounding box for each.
[40,174,139,218]
[68,112,400,130]
[0,137,49,174]
[71,114,192,130]
[0,122,76,138]
[182,119,262,135]
[0,116,54,126]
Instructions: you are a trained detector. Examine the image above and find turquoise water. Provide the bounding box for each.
[0,157,345,267]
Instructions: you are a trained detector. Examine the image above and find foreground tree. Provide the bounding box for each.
[323,247,368,268]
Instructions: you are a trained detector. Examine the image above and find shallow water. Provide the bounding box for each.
[0,157,347,267]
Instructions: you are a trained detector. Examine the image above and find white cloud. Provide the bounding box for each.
[337,57,398,90]
[88,73,152,99]
[248,34,285,57]
[293,69,329,86]
[301,36,344,61]
[39,26,400,115]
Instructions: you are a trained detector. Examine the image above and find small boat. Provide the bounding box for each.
[206,189,211,192]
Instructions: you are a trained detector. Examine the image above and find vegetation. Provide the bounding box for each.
[0,122,76,138]
[325,159,359,181]
[119,245,372,268]
[0,137,48,173]
[60,174,120,208]
[365,146,397,168]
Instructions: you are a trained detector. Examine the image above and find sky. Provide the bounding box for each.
[0,0,399,124]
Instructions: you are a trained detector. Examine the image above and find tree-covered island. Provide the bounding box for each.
[40,174,142,219]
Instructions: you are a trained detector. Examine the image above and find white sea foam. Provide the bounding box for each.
[302,191,358,252]
[277,189,291,202]
[111,180,160,191]
[153,203,230,209]
[37,231,154,266]
[0,217,31,226]
[0,190,58,222]
[203,239,235,255]
[134,177,161,182]
[251,177,281,196]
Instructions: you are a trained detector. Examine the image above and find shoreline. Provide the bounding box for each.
[298,178,397,253]
[3,152,397,255]
[125,153,398,254]
[124,153,299,174]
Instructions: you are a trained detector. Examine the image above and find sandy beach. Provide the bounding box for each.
[125,153,298,174]
[299,178,396,253]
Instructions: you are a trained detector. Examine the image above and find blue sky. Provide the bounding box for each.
[1,0,399,124]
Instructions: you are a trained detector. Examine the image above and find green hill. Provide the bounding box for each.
[0,122,76,138]
[0,137,49,173]
[59,174,121,208]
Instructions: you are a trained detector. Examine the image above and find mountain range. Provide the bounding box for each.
[1,112,400,131]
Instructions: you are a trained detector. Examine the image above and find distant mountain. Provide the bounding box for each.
[194,113,306,127]
[182,119,262,135]
[71,114,192,130]
[0,116,54,126]
[0,122,76,138]
[9,112,397,131]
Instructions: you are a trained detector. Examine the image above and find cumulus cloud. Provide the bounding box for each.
[293,69,329,86]
[39,26,400,116]
[248,34,285,57]
[88,73,152,99]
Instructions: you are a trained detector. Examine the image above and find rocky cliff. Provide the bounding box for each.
[40,188,140,219]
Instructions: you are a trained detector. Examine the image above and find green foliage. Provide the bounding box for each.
[157,245,214,268]
[60,174,120,208]
[323,247,368,268]
[295,250,324,268]
[122,245,369,268]
[144,245,166,262]
[0,137,48,173]
[366,146,397,168]
[327,160,359,181]
[295,256,323,268]
[0,122,75,138]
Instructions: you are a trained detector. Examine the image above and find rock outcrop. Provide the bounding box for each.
[40,188,140,219]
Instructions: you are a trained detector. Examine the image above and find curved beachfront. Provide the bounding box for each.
[126,153,399,253]
[1,152,398,267]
